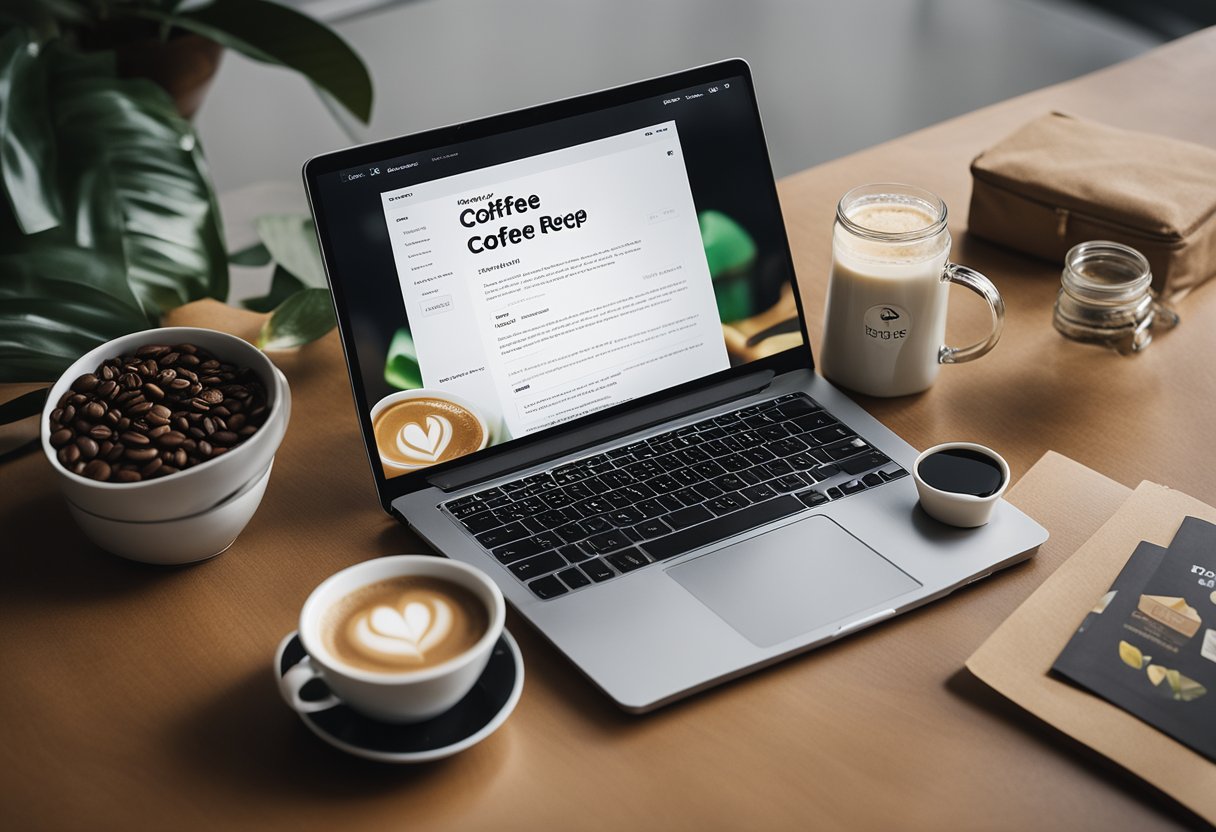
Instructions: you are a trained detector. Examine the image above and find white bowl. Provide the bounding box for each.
[41,327,290,522]
[65,459,274,564]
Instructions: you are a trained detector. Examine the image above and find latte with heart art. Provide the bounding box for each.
[321,576,490,674]
[372,395,487,471]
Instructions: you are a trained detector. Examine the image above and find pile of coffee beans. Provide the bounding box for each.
[48,343,270,483]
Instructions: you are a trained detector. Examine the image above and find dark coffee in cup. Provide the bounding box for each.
[916,447,1005,497]
[320,575,490,674]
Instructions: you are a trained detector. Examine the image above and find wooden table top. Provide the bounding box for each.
[3,27,1215,832]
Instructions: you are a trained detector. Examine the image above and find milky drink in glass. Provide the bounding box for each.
[820,184,1004,398]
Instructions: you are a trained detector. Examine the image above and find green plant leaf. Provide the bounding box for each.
[0,245,152,382]
[228,241,271,266]
[143,0,373,123]
[384,327,421,389]
[50,46,228,315]
[256,287,336,350]
[0,386,48,426]
[254,213,326,288]
[242,265,305,313]
[0,29,62,234]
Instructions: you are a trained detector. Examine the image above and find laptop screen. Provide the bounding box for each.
[307,62,809,496]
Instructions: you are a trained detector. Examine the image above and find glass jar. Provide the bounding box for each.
[1052,241,1174,354]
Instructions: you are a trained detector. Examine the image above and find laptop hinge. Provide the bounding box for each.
[427,369,776,492]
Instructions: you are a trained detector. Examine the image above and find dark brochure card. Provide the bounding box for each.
[1053,531,1216,762]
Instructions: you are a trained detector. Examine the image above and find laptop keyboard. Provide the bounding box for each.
[441,393,907,600]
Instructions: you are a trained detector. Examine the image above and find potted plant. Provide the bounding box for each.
[0,0,373,435]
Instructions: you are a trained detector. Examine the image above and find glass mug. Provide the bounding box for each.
[819,184,1005,397]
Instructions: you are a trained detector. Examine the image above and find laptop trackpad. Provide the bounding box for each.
[666,516,921,648]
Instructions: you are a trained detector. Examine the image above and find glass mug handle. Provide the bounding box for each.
[939,263,1005,364]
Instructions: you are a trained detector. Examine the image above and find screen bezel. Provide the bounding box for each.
[304,59,815,509]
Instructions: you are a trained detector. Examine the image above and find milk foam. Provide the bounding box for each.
[348,596,455,663]
[395,414,453,463]
[848,203,937,235]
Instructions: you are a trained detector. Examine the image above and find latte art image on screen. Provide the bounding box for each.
[372,395,488,471]
[322,576,490,673]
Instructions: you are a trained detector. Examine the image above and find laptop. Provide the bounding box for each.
[303,59,1048,712]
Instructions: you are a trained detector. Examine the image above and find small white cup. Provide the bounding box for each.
[369,389,491,473]
[912,442,1010,528]
[279,556,505,723]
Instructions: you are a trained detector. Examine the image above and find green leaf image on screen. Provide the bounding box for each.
[698,210,757,323]
[385,328,423,390]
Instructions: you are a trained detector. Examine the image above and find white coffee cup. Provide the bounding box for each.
[278,556,506,723]
[913,442,1010,528]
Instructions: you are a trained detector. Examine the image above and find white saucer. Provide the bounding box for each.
[274,629,523,763]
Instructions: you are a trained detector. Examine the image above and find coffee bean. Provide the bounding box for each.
[51,341,270,482]
[71,373,100,393]
[82,459,111,481]
[75,436,99,460]
[156,431,186,448]
[125,447,159,462]
[71,460,86,475]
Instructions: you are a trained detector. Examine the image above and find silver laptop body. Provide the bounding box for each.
[305,60,1047,713]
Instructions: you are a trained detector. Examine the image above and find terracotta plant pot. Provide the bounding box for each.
[114,32,224,120]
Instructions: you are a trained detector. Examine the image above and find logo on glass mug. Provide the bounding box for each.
[863,304,910,346]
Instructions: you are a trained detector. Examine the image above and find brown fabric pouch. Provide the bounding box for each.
[968,112,1216,299]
